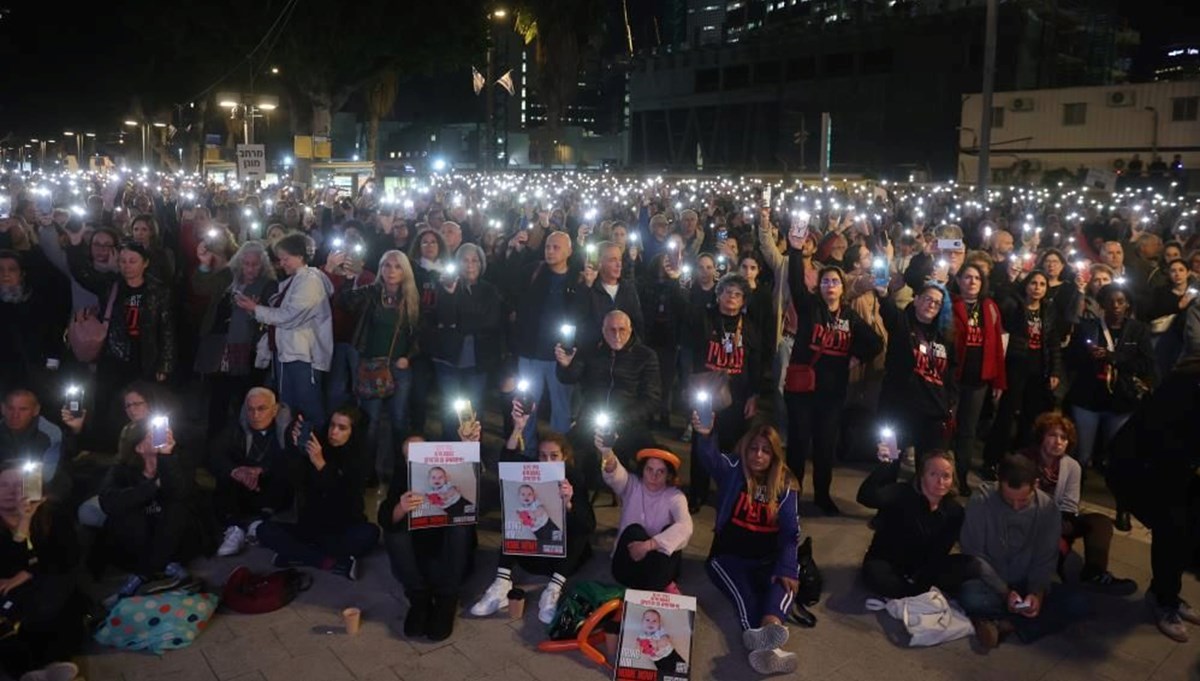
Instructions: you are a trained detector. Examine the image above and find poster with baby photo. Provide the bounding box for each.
[499,461,567,558]
[407,441,480,530]
[615,589,696,681]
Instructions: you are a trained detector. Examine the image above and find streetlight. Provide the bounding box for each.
[217,92,280,145]
[493,8,507,18]
[125,120,147,166]
[1144,106,1159,160]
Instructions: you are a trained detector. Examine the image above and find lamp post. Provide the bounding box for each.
[217,92,279,145]
[1144,106,1159,160]
[124,120,146,166]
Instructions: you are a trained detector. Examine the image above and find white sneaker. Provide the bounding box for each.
[246,519,263,543]
[538,582,563,624]
[470,577,512,617]
[20,661,80,681]
[217,525,246,557]
[749,648,798,675]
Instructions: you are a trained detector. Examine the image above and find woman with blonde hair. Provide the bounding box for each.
[693,418,801,675]
[335,249,421,479]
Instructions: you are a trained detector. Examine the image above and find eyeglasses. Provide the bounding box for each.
[124,399,147,409]
[918,294,944,306]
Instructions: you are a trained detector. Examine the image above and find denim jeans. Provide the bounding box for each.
[516,357,575,455]
[958,579,1089,643]
[954,383,991,488]
[325,342,360,414]
[360,364,413,479]
[433,362,488,440]
[273,359,325,429]
[1070,406,1132,468]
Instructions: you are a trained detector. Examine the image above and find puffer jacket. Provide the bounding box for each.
[556,335,662,427]
[253,266,334,371]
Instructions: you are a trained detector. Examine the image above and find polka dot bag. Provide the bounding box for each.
[94,590,218,654]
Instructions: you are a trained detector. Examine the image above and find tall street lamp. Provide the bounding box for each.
[217,92,279,145]
[124,120,146,166]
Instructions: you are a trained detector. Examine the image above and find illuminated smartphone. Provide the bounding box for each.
[694,392,714,430]
[515,379,536,415]
[151,415,169,449]
[595,413,617,448]
[872,258,890,288]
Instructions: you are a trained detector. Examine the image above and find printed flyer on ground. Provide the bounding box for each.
[615,589,696,681]
[407,441,480,530]
[499,461,567,558]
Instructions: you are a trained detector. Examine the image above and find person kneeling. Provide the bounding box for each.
[471,407,596,623]
[694,416,800,676]
[256,406,379,580]
[959,454,1089,648]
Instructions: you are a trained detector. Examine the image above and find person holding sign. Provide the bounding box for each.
[380,436,477,642]
[693,418,801,675]
[471,414,595,624]
[601,442,692,592]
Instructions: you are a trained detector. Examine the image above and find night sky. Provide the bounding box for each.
[0,0,1187,143]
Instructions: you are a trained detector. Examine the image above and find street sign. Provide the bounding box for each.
[236,144,266,181]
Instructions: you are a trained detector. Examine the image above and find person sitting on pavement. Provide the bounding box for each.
[555,309,661,485]
[98,417,201,605]
[857,447,976,599]
[256,406,378,580]
[1021,411,1136,595]
[600,440,692,592]
[209,387,294,557]
[0,461,85,679]
[380,432,478,642]
[470,404,596,624]
[0,389,63,487]
[693,417,801,676]
[959,454,1089,648]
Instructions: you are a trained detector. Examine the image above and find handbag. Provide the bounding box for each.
[784,344,824,393]
[864,587,974,647]
[67,284,118,363]
[221,565,312,615]
[354,303,403,400]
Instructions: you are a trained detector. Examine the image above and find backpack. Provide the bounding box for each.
[545,580,625,641]
[220,566,312,615]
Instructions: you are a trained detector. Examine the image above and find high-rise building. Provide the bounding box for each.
[627,0,1139,176]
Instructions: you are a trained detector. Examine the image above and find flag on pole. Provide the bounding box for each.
[495,70,515,96]
[471,67,485,95]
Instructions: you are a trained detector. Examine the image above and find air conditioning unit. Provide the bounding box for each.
[1106,90,1136,107]
[1010,97,1035,112]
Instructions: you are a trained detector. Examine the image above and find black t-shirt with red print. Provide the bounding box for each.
[711,485,778,559]
[878,298,958,421]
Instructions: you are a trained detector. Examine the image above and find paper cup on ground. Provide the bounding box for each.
[507,588,526,619]
[342,607,361,635]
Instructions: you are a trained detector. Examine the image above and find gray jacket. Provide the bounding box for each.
[960,482,1060,595]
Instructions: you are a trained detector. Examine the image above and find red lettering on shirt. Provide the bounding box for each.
[125,293,143,338]
[1026,315,1043,351]
[965,308,984,347]
[809,318,851,357]
[730,490,778,533]
[912,340,949,386]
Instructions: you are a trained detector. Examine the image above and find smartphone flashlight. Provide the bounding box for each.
[150,415,169,449]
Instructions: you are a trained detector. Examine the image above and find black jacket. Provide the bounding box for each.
[998,296,1064,381]
[879,298,958,421]
[207,403,293,482]
[66,244,177,376]
[691,305,772,401]
[429,278,504,373]
[291,433,368,533]
[336,282,419,360]
[638,276,689,349]
[98,453,193,520]
[1066,316,1155,412]
[857,460,964,575]
[581,279,644,349]
[510,261,589,361]
[557,337,662,428]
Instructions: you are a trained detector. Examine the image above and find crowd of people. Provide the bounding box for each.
[0,167,1198,677]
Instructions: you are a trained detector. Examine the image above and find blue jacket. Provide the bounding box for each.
[696,432,800,580]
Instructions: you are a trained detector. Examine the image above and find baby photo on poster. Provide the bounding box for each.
[615,589,696,681]
[499,461,566,558]
[407,441,480,530]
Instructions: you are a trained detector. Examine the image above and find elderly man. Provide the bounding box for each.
[0,250,67,397]
[582,242,644,347]
[641,213,673,267]
[0,388,63,483]
[679,209,710,259]
[556,310,661,480]
[511,231,588,453]
[209,387,294,557]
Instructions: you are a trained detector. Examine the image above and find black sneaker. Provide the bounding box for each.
[1081,571,1138,596]
[404,591,432,638]
[333,556,359,581]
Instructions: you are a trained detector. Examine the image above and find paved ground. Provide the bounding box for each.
[62,447,1200,681]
